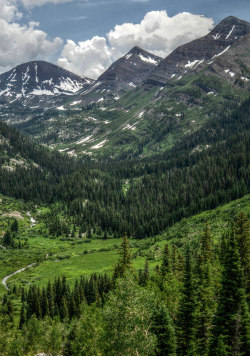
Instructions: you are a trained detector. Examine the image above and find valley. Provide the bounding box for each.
[0,13,249,356]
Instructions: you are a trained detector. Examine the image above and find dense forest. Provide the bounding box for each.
[0,213,249,355]
[1,97,250,237]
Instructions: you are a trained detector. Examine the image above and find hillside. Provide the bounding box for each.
[0,17,248,160]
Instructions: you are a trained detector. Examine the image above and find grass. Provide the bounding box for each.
[1,193,249,296]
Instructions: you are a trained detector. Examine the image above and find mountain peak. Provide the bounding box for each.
[98,46,162,90]
[0,60,94,106]
[210,15,250,40]
[146,15,250,85]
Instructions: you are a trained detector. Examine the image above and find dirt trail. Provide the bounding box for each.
[2,263,36,291]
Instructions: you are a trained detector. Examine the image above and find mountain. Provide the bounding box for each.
[146,16,250,85]
[98,46,162,90]
[62,46,162,108]
[0,16,249,159]
[0,61,94,107]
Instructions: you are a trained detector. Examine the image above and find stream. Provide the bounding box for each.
[2,263,36,291]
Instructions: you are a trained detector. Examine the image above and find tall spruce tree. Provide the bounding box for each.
[209,227,250,355]
[151,304,176,356]
[195,224,214,355]
[176,246,196,356]
[113,234,132,279]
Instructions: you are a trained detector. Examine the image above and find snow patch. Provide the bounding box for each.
[225,25,235,39]
[92,139,108,149]
[241,76,249,82]
[59,148,69,152]
[185,59,204,69]
[125,53,132,60]
[34,63,39,83]
[171,74,176,78]
[55,77,83,93]
[67,150,77,157]
[212,46,230,59]
[70,101,82,106]
[31,88,55,96]
[129,82,136,88]
[57,106,66,110]
[138,54,158,65]
[76,135,93,145]
[122,123,137,131]
[212,33,221,40]
[138,111,144,119]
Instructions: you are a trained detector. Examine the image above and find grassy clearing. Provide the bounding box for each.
[0,193,249,295]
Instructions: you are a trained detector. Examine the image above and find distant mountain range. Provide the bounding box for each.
[0,16,249,159]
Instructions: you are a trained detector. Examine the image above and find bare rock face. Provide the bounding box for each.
[146,16,250,85]
[98,46,162,90]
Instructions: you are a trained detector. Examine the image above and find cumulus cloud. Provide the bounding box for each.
[58,10,214,79]
[108,11,214,58]
[0,19,63,72]
[0,0,22,21]
[58,37,112,78]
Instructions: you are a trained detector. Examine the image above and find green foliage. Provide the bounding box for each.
[103,273,156,355]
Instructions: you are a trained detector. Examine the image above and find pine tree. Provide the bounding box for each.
[60,296,69,321]
[209,228,250,355]
[151,304,176,356]
[6,299,14,323]
[161,245,171,279]
[3,230,14,247]
[176,246,196,356]
[113,234,132,279]
[19,302,27,329]
[195,224,214,355]
[235,212,250,294]
[11,219,18,232]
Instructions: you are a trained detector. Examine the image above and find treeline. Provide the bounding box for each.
[18,273,112,328]
[0,212,249,355]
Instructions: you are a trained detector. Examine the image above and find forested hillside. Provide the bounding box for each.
[1,97,249,237]
[0,210,249,355]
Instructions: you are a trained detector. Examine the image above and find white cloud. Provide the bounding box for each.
[58,10,213,79]
[0,0,22,21]
[20,0,74,7]
[58,36,112,79]
[0,19,63,72]
[108,11,214,59]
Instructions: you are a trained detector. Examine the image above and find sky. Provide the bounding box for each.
[0,0,250,78]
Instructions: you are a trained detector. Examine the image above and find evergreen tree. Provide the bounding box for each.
[151,304,176,356]
[209,228,250,355]
[235,212,250,295]
[195,224,214,355]
[113,234,132,279]
[176,247,196,356]
[19,302,27,329]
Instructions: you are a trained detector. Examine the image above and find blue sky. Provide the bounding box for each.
[0,0,249,77]
[22,0,250,42]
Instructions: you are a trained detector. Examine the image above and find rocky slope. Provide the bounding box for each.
[0,61,94,108]
[146,16,250,85]
[98,46,162,90]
